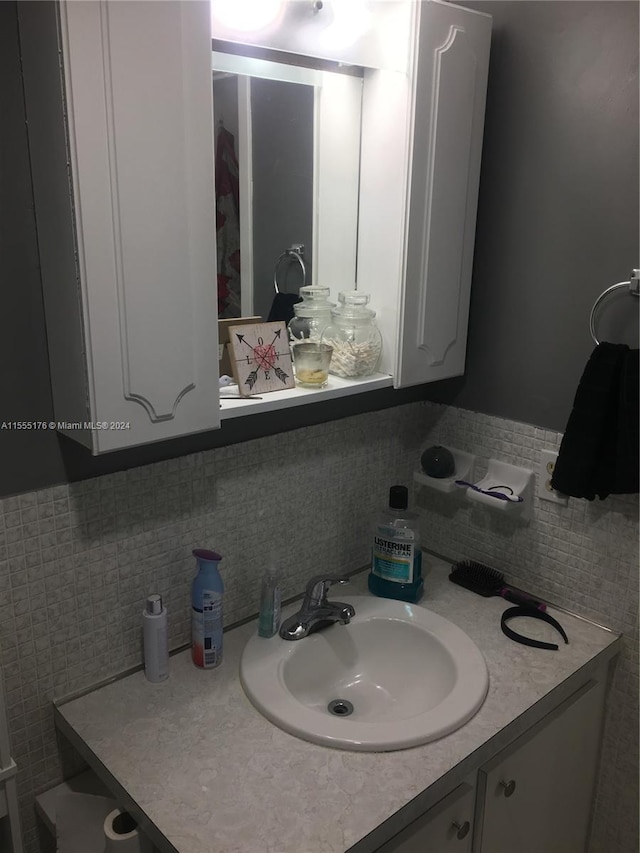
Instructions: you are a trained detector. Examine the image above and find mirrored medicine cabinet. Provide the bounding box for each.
[20,0,491,453]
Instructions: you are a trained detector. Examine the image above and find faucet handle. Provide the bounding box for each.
[304,574,350,607]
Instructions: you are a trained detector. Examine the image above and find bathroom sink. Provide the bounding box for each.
[240,595,489,751]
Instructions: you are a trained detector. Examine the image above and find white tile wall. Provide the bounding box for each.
[1,401,637,852]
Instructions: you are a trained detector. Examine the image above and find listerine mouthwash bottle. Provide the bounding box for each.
[368,485,423,603]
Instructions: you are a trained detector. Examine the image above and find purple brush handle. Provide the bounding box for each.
[500,588,546,612]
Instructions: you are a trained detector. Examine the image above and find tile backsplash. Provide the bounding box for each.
[1,402,637,852]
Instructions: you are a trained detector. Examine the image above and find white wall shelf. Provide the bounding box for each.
[219,372,393,419]
[463,459,534,521]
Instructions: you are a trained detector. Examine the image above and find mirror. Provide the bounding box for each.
[213,71,314,319]
[211,51,363,321]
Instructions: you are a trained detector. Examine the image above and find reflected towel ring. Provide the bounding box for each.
[589,270,640,345]
[273,244,307,295]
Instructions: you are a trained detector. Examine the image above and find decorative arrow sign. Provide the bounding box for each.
[227,321,295,396]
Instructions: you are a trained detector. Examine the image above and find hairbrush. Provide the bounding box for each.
[449,560,546,611]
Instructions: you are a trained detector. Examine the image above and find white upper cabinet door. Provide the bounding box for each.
[399,1,491,386]
[359,0,491,388]
[20,0,219,453]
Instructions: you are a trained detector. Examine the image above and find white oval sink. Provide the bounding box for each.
[240,595,489,751]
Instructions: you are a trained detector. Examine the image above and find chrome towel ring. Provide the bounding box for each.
[589,269,640,345]
[273,243,306,294]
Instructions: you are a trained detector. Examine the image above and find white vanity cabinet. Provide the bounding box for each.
[474,678,606,853]
[374,675,607,853]
[52,556,619,853]
[19,0,220,454]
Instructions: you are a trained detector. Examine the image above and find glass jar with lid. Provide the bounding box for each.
[287,285,335,344]
[321,291,382,377]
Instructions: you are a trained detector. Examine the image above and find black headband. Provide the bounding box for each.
[501,606,568,651]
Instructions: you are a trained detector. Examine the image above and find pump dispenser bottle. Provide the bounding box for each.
[368,485,423,603]
[142,593,169,682]
[191,549,224,669]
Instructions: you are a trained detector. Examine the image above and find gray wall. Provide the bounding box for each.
[0,2,62,493]
[427,0,639,430]
[1,1,638,498]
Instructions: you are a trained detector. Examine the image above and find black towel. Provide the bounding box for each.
[267,292,302,324]
[551,343,639,500]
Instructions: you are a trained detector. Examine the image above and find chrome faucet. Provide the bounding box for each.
[279,574,356,640]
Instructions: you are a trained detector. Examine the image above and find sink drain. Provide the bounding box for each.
[328,699,354,717]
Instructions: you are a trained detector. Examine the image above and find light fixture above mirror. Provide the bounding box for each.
[210,0,369,43]
[211,0,412,72]
[211,0,285,35]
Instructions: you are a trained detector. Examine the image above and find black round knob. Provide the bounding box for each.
[452,820,470,840]
[500,779,516,798]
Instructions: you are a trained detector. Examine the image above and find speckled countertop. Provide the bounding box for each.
[55,558,620,853]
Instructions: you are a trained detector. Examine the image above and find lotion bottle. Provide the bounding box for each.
[191,549,224,669]
[143,593,169,682]
[368,485,424,603]
[258,567,282,638]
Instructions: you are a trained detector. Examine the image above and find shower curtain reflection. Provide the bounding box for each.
[215,119,241,319]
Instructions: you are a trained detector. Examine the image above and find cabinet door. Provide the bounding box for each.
[358,1,492,387]
[63,0,220,453]
[476,679,606,853]
[376,783,476,853]
[22,0,220,453]
[397,1,491,387]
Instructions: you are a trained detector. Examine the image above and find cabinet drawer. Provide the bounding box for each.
[377,782,476,853]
